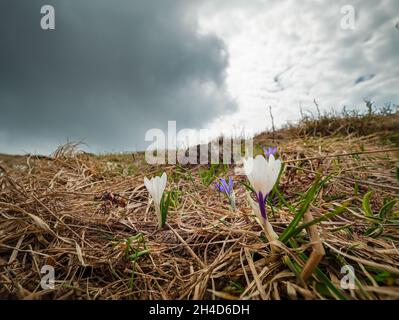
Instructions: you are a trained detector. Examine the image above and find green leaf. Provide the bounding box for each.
[199,164,221,186]
[391,211,399,218]
[364,224,384,238]
[396,165,399,183]
[288,239,347,300]
[275,188,296,214]
[229,281,245,294]
[239,180,255,194]
[354,181,359,196]
[279,175,330,244]
[362,191,374,218]
[160,192,171,228]
[288,202,349,240]
[127,249,150,261]
[379,199,397,219]
[283,255,305,286]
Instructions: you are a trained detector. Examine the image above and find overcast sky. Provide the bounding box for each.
[0,0,398,154]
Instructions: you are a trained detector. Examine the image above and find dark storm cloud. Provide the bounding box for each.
[0,0,236,154]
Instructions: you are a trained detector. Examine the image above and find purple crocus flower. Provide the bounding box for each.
[215,177,233,196]
[263,146,278,158]
[215,177,236,210]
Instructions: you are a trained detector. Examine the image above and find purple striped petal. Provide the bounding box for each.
[257,191,267,221]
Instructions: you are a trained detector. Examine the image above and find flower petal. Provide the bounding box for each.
[228,177,233,192]
[160,172,167,195]
[144,177,153,197]
[252,155,268,195]
[247,192,263,223]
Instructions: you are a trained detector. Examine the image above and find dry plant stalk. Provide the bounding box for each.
[300,210,325,281]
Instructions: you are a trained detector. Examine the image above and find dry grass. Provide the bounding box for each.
[0,114,398,300]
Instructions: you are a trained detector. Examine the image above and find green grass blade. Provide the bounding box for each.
[275,188,296,214]
[287,202,349,240]
[160,192,171,227]
[378,199,397,219]
[362,191,374,218]
[288,239,347,300]
[279,175,329,243]
[239,181,255,194]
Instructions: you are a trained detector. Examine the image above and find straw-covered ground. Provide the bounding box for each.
[1,112,399,300]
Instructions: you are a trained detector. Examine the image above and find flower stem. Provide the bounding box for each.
[262,220,280,253]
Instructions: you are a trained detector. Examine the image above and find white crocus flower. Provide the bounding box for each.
[244,154,282,250]
[243,154,281,203]
[247,193,279,241]
[144,172,167,228]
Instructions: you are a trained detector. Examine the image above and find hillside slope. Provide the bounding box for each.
[0,113,398,300]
